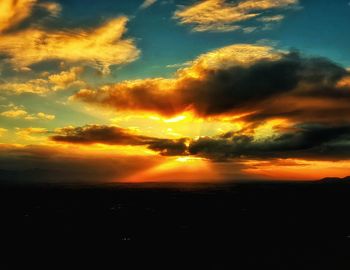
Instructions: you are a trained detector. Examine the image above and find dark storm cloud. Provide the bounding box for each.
[188,124,350,161]
[51,125,188,156]
[73,51,350,122]
[147,138,188,156]
[181,52,348,116]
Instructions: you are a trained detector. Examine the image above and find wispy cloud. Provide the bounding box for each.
[140,0,157,9]
[174,0,299,32]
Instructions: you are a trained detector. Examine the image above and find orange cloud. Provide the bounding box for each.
[337,76,350,88]
[0,16,140,74]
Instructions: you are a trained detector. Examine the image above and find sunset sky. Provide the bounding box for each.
[1,0,350,183]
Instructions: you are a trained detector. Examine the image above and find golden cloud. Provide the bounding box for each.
[0,79,49,95]
[0,106,55,121]
[1,67,83,95]
[0,16,140,74]
[36,112,55,120]
[1,109,28,118]
[179,44,280,78]
[174,0,298,32]
[0,0,36,33]
[48,67,85,90]
[0,0,62,33]
[15,127,48,141]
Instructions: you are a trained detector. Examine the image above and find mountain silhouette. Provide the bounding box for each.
[320,175,350,183]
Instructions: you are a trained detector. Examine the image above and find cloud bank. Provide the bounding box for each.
[50,122,350,162]
[52,125,188,156]
[68,43,350,163]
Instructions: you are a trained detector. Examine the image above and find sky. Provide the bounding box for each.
[1,0,350,183]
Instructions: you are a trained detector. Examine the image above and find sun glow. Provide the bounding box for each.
[164,115,187,123]
[123,156,220,182]
[253,118,291,141]
[110,112,245,139]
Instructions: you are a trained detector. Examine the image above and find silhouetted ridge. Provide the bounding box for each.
[320,176,350,183]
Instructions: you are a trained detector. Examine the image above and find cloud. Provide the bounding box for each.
[72,44,350,124]
[72,44,280,116]
[0,67,84,95]
[257,15,285,22]
[140,0,157,9]
[48,67,85,90]
[0,79,49,95]
[48,121,350,162]
[0,0,62,33]
[0,105,55,120]
[174,0,299,32]
[36,112,55,120]
[15,127,48,141]
[1,109,28,118]
[70,43,350,163]
[0,16,140,74]
[51,125,188,156]
[0,0,36,33]
[37,2,61,17]
[188,123,350,161]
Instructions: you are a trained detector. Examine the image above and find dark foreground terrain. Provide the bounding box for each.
[1,179,350,268]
